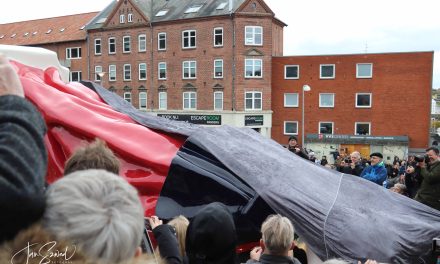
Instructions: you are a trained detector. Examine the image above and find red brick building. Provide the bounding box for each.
[271,52,433,159]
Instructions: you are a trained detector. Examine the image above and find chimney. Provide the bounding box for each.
[229,0,233,12]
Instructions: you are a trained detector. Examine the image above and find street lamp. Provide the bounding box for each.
[302,84,311,147]
[97,72,106,88]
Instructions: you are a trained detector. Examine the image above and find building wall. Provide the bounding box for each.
[271,52,434,149]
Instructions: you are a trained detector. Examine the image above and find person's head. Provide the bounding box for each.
[390,183,407,195]
[322,155,327,160]
[406,165,415,174]
[425,147,440,163]
[260,214,294,256]
[369,152,383,166]
[168,215,190,258]
[288,136,298,147]
[350,151,361,163]
[186,202,236,264]
[432,140,439,146]
[64,138,120,175]
[43,169,144,263]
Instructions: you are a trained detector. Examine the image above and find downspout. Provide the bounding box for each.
[231,2,236,111]
[149,1,154,111]
[86,34,90,81]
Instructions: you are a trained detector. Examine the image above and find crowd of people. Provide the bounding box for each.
[1,53,438,264]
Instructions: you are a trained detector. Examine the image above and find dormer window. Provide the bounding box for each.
[32,31,38,35]
[46,29,52,34]
[155,9,169,16]
[24,32,29,36]
[80,25,85,30]
[60,28,65,32]
[216,2,227,10]
[11,33,16,38]
[0,35,4,39]
[185,4,203,13]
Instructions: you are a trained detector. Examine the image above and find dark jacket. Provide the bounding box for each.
[340,162,364,176]
[415,161,440,211]
[0,95,47,243]
[405,168,423,198]
[360,162,388,185]
[287,146,309,160]
[152,224,183,264]
[246,254,302,264]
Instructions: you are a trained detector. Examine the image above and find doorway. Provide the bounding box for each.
[340,144,370,159]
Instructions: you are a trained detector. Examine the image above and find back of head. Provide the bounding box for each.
[186,202,237,264]
[43,169,144,263]
[261,214,294,255]
[168,215,190,257]
[64,138,120,175]
[323,259,350,264]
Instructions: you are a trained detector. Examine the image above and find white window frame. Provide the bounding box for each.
[159,92,167,110]
[319,122,334,134]
[139,63,147,80]
[183,92,197,110]
[320,64,335,79]
[138,34,146,52]
[108,37,116,54]
[182,30,196,49]
[355,122,371,135]
[158,62,167,80]
[94,39,102,55]
[139,91,147,110]
[245,91,262,111]
[123,36,131,53]
[158,32,166,50]
[319,93,335,108]
[245,26,263,46]
[355,93,372,108]
[128,13,133,23]
[284,121,299,135]
[214,59,223,78]
[109,65,116,81]
[284,65,299,79]
[124,92,131,103]
[213,27,223,47]
[245,59,262,78]
[66,47,81,59]
[70,71,82,82]
[94,66,103,82]
[120,14,125,24]
[284,93,299,107]
[214,91,223,111]
[123,64,131,81]
[356,63,373,78]
[183,61,197,79]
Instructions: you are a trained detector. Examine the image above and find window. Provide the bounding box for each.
[156,10,168,17]
[356,93,372,108]
[320,64,335,79]
[109,65,116,81]
[158,62,167,80]
[94,39,102,55]
[183,92,197,110]
[245,91,262,110]
[245,26,263,45]
[216,2,228,9]
[245,59,262,78]
[355,122,371,135]
[284,93,299,107]
[120,14,125,24]
[123,36,131,53]
[138,34,146,52]
[357,63,373,78]
[185,4,203,13]
[284,121,298,135]
[124,92,131,103]
[128,13,133,23]
[139,63,147,80]
[319,122,334,134]
[319,93,335,107]
[214,59,223,78]
[124,64,131,81]
[95,66,103,81]
[159,92,167,110]
[158,33,166,50]
[70,71,82,82]
[214,27,223,47]
[214,91,223,111]
[182,30,196,48]
[183,61,196,79]
[139,92,147,109]
[285,65,299,79]
[66,47,81,59]
[108,37,116,54]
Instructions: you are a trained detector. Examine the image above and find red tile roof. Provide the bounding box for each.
[0,12,99,45]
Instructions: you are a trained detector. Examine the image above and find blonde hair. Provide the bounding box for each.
[168,215,189,257]
[261,214,294,255]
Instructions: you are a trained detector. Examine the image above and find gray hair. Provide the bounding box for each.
[323,259,350,264]
[261,214,294,254]
[350,151,361,159]
[43,169,144,263]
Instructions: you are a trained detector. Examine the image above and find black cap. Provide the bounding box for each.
[370,152,383,159]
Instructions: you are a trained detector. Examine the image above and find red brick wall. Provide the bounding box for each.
[271,52,433,149]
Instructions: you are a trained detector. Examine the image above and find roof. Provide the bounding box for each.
[0,12,99,46]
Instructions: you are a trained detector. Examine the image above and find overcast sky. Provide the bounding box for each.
[1,0,439,88]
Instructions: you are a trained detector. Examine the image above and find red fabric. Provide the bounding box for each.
[12,61,186,216]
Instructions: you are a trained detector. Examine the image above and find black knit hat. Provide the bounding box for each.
[186,202,237,264]
[370,152,383,159]
[288,135,298,142]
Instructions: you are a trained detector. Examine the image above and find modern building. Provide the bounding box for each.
[271,52,434,161]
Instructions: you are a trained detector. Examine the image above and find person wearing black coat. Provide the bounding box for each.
[287,136,309,160]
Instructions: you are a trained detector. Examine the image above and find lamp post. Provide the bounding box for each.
[302,85,311,146]
[97,72,106,89]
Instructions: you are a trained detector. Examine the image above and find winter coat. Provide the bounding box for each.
[415,161,440,211]
[360,162,388,185]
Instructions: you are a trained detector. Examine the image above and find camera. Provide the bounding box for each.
[414,154,430,163]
